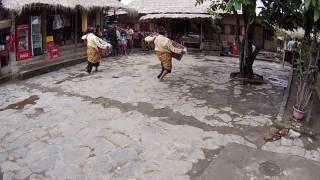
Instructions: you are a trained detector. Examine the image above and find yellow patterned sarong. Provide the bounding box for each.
[87,47,101,64]
[155,51,172,71]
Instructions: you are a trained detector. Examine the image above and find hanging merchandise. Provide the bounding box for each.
[81,11,88,33]
[53,14,63,30]
[31,16,43,56]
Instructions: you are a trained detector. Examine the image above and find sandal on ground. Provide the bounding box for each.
[278,128,289,136]
[264,133,281,142]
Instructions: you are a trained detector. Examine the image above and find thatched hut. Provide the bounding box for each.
[118,0,213,50]
[2,0,132,12]
[0,0,133,72]
[0,1,12,73]
[0,0,137,77]
[119,0,278,53]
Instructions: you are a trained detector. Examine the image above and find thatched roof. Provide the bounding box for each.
[2,0,133,12]
[285,28,305,39]
[139,13,213,21]
[128,0,211,14]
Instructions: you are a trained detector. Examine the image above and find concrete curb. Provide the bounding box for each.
[0,74,12,84]
[276,67,294,122]
[17,56,86,80]
[0,56,86,85]
[1,49,151,83]
[274,68,320,136]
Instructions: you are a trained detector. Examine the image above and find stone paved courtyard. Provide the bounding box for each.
[0,52,320,180]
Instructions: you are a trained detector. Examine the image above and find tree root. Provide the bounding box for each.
[230,72,264,85]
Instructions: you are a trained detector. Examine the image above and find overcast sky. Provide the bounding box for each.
[121,0,133,5]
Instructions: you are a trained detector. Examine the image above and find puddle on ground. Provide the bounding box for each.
[26,107,45,118]
[0,95,39,111]
[55,73,89,84]
[259,161,282,177]
[266,76,288,88]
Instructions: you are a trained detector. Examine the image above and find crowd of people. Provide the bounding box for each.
[98,24,162,56]
[98,25,135,56]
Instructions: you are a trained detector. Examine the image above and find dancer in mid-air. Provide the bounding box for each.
[145,34,187,81]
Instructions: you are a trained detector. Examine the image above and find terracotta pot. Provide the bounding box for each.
[293,106,306,120]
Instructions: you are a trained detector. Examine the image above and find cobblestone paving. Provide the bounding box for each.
[0,52,319,180]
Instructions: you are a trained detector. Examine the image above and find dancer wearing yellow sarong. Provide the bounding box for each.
[145,34,187,81]
[82,28,111,73]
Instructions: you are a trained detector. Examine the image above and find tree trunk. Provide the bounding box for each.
[238,6,258,79]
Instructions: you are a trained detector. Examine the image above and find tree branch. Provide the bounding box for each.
[277,0,301,20]
[260,0,268,7]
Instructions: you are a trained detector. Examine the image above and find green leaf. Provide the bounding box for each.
[305,0,312,9]
[314,9,320,21]
[234,0,242,10]
[225,1,234,12]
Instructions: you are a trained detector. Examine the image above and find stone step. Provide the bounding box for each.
[19,47,86,68]
[18,55,87,80]
[19,51,86,71]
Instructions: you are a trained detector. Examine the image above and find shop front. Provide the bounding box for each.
[0,0,132,80]
[138,14,212,50]
[13,7,106,61]
[46,11,76,46]
[0,8,11,73]
[0,21,10,66]
[14,8,82,61]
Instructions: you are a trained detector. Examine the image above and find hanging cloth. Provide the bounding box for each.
[53,14,63,30]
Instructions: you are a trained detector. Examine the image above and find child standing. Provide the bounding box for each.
[120,32,128,56]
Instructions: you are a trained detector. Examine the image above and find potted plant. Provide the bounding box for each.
[293,42,319,120]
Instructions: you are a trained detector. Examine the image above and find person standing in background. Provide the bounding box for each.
[95,25,102,38]
[108,26,119,56]
[126,26,134,50]
[120,32,128,56]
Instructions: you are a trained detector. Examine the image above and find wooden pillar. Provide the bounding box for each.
[9,11,18,74]
[75,10,79,45]
[81,10,88,34]
[200,19,203,50]
[42,11,47,53]
[95,9,100,27]
[100,10,104,32]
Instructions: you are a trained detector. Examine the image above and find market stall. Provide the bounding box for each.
[0,19,11,68]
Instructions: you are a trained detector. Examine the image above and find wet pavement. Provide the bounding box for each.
[0,52,319,180]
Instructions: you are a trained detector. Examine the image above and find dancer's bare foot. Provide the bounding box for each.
[157,69,164,79]
[159,70,169,82]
